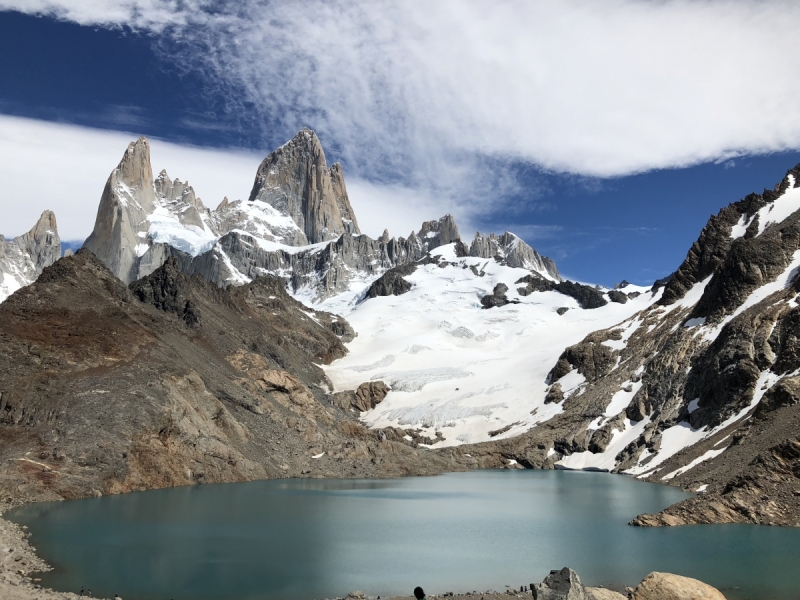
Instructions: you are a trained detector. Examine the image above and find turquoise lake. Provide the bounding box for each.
[7,470,800,600]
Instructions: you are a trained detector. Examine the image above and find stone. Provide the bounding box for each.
[533,567,587,600]
[631,572,727,600]
[470,231,560,279]
[544,383,564,404]
[481,283,517,309]
[84,137,156,284]
[586,589,626,600]
[607,290,628,304]
[366,264,417,298]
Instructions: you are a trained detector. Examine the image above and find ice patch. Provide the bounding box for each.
[371,367,471,392]
[604,380,643,418]
[687,398,700,413]
[755,176,800,236]
[662,447,727,480]
[380,395,505,429]
[449,326,475,339]
[406,345,432,354]
[349,355,395,372]
[557,417,651,471]
[730,213,754,239]
[684,317,706,328]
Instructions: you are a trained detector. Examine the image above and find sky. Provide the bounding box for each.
[1,1,800,285]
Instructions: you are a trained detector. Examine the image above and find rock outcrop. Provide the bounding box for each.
[83,137,157,284]
[248,128,360,244]
[0,210,61,303]
[471,231,560,280]
[480,283,517,308]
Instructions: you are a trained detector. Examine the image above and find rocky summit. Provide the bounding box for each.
[1,129,800,529]
[0,210,61,304]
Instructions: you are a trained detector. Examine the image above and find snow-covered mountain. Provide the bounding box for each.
[3,127,800,527]
[0,210,61,303]
[83,129,561,300]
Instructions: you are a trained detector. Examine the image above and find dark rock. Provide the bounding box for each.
[607,290,628,304]
[555,281,607,309]
[130,257,205,327]
[481,283,518,309]
[556,307,569,316]
[516,274,607,309]
[545,383,564,404]
[533,567,587,600]
[365,263,417,298]
[548,339,615,383]
[755,376,800,418]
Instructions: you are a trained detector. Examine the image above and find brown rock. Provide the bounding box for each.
[631,572,726,600]
[586,588,626,600]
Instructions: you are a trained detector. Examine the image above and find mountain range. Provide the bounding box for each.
[1,129,798,527]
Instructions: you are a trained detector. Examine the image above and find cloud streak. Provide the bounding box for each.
[3,0,800,240]
[6,2,800,168]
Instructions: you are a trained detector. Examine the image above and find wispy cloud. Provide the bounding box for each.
[3,0,800,244]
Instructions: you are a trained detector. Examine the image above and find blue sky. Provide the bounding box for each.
[2,2,800,286]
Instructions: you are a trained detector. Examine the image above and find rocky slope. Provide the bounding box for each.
[445,167,800,526]
[6,129,800,529]
[0,250,472,506]
[0,211,61,303]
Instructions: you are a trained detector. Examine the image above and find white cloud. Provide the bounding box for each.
[4,0,800,179]
[0,115,256,239]
[0,115,450,241]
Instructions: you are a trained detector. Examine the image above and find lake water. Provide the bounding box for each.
[7,470,800,600]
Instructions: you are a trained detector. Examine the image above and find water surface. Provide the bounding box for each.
[8,470,800,600]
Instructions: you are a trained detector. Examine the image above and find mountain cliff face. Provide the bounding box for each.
[81,130,561,299]
[248,127,360,243]
[0,211,61,303]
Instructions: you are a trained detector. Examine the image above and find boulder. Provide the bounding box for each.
[534,567,587,600]
[631,572,726,600]
[607,290,628,304]
[481,283,517,309]
[545,383,564,404]
[586,589,626,600]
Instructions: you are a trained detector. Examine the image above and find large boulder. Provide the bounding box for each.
[534,567,587,600]
[631,572,726,600]
[586,589,625,600]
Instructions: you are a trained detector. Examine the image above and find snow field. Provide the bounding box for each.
[322,244,660,448]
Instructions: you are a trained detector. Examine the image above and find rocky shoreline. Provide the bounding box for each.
[0,508,80,600]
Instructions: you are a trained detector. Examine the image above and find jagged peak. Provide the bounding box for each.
[115,136,153,192]
[31,210,58,236]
